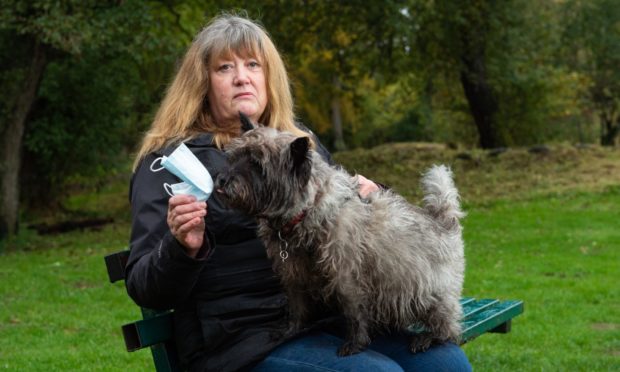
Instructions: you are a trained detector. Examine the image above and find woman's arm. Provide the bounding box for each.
[125,154,213,310]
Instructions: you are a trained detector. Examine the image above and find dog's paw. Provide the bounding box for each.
[269,324,304,342]
[409,334,434,354]
[337,341,365,357]
[275,321,307,341]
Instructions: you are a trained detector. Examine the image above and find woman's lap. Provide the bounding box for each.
[251,331,472,372]
[369,333,472,372]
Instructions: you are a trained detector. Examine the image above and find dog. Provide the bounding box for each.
[215,117,465,356]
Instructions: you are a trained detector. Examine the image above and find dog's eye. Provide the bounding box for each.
[249,157,262,169]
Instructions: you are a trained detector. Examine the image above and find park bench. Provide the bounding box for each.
[105,249,524,372]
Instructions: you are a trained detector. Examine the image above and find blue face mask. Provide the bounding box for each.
[150,143,214,201]
[163,181,210,201]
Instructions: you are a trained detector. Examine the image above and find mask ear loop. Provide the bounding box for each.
[163,183,174,197]
[150,157,165,172]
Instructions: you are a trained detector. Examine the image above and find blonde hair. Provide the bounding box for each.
[133,13,309,170]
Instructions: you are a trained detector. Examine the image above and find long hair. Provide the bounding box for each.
[133,13,309,170]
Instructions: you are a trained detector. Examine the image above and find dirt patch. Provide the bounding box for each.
[590,323,619,331]
[335,143,620,205]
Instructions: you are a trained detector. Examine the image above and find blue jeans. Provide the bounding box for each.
[252,331,472,371]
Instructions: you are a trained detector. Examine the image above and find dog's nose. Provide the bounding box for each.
[215,174,228,189]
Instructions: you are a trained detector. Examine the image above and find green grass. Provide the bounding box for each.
[1,143,619,370]
[461,190,620,370]
[0,225,152,371]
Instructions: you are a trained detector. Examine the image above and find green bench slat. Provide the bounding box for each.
[462,298,500,318]
[122,311,174,351]
[104,250,130,283]
[407,298,523,343]
[125,298,524,351]
[461,300,524,342]
[459,297,476,306]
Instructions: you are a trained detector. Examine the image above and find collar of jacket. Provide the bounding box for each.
[157,133,217,157]
[185,133,216,147]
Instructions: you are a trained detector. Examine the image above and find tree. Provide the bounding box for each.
[243,1,411,150]
[562,0,620,146]
[404,0,500,148]
[408,0,566,148]
[0,31,47,238]
[0,0,150,239]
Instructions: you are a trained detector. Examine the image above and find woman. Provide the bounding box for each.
[126,13,471,372]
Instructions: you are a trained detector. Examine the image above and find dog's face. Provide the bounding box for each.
[215,125,312,217]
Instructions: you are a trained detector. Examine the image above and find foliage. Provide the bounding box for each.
[0,1,209,209]
[0,0,145,53]
[561,0,620,145]
[0,0,153,222]
[20,55,136,206]
[345,76,433,148]
[1,0,619,221]
[402,0,577,147]
[242,0,413,149]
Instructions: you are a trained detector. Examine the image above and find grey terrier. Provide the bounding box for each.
[215,120,465,356]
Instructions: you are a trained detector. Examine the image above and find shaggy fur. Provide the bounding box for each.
[215,124,465,356]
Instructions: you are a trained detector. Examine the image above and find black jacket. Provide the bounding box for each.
[126,131,332,371]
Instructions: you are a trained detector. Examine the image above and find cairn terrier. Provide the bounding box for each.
[215,118,465,356]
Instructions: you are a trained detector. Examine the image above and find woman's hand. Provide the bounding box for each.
[167,195,208,257]
[354,174,380,198]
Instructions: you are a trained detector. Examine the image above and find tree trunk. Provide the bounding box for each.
[0,38,47,240]
[458,3,501,149]
[460,54,500,149]
[420,78,434,132]
[600,118,619,146]
[330,75,347,151]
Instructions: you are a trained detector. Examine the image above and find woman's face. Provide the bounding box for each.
[208,53,268,126]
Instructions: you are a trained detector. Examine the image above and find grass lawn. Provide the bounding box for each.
[461,190,619,370]
[0,225,152,371]
[1,143,619,370]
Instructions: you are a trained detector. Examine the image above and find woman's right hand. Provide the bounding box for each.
[167,195,208,257]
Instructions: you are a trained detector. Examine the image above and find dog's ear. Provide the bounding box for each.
[290,137,310,168]
[289,137,311,185]
[239,112,255,133]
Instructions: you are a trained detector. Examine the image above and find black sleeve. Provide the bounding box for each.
[313,134,335,166]
[124,153,214,310]
[296,122,334,165]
